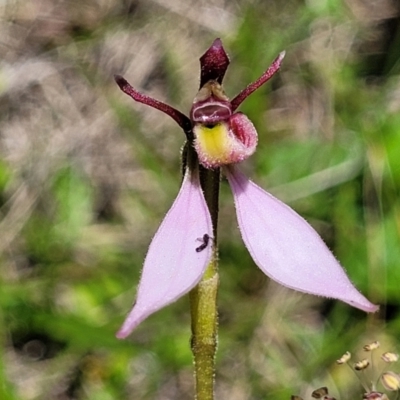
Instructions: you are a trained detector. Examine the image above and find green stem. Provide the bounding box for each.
[189,153,220,400]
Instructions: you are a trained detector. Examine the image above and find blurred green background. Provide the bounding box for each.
[0,0,399,399]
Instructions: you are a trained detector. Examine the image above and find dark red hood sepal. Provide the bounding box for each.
[199,38,230,88]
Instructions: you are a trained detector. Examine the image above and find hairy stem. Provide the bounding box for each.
[189,145,220,400]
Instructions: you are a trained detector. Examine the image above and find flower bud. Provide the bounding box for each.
[354,359,369,370]
[381,352,399,363]
[381,371,400,391]
[311,387,328,398]
[363,341,380,351]
[363,392,389,400]
[336,351,351,364]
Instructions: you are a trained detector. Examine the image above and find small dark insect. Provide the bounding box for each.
[195,234,211,252]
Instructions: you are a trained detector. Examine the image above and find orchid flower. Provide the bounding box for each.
[115,39,378,339]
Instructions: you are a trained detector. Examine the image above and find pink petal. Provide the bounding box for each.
[117,169,213,338]
[225,165,378,313]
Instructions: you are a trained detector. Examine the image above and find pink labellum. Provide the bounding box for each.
[229,112,258,154]
[117,169,213,338]
[193,113,258,169]
[225,165,378,313]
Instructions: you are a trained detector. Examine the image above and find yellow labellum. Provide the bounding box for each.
[193,113,258,168]
[197,124,229,157]
[194,123,233,167]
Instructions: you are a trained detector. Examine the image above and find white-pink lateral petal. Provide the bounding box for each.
[117,169,213,338]
[225,165,378,312]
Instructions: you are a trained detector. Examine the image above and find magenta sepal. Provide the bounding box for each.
[225,165,378,313]
[116,168,213,338]
[230,51,285,112]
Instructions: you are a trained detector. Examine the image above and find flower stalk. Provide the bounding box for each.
[190,153,220,399]
[189,262,219,400]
